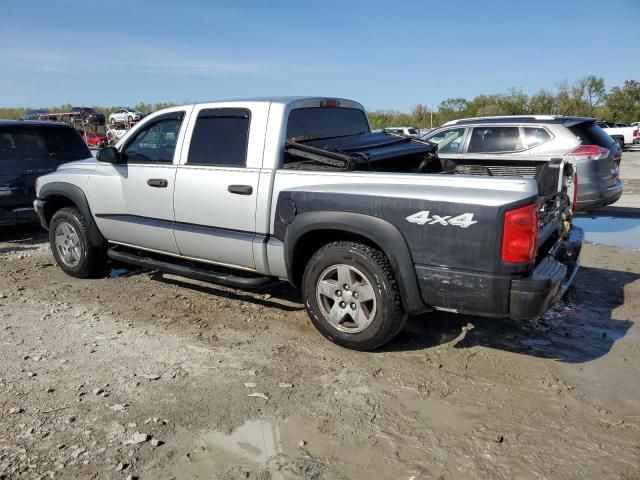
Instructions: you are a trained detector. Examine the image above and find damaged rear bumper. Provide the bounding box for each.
[414,226,584,319]
[510,226,583,319]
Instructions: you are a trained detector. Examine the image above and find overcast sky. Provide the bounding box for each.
[1,0,638,110]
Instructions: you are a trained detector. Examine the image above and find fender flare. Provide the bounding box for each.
[38,182,106,248]
[284,211,428,315]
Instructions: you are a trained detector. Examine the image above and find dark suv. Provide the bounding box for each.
[71,107,105,125]
[0,121,90,226]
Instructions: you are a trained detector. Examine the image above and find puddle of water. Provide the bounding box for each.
[573,216,640,250]
[161,416,419,479]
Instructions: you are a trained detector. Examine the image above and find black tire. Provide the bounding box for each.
[302,241,407,351]
[615,138,624,150]
[127,115,133,123]
[49,207,106,279]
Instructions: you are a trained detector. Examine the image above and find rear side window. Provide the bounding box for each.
[468,127,522,153]
[0,126,90,162]
[570,122,615,148]
[524,127,551,148]
[286,107,369,141]
[187,109,250,167]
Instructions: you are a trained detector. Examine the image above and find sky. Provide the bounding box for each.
[0,0,639,111]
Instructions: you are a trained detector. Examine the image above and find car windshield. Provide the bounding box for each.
[286,107,370,141]
[0,126,91,161]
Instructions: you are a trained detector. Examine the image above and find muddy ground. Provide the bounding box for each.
[2,189,640,479]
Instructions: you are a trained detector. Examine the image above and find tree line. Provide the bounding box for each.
[370,77,639,129]
[1,77,638,129]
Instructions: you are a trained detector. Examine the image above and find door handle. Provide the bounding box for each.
[228,184,253,195]
[147,178,168,188]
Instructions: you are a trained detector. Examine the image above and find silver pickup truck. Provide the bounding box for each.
[34,97,583,350]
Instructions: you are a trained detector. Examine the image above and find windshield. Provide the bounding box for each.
[286,107,370,141]
[0,126,91,161]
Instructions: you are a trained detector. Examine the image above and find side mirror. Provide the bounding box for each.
[96,146,121,163]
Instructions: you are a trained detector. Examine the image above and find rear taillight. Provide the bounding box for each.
[634,129,638,138]
[567,144,609,159]
[502,203,538,264]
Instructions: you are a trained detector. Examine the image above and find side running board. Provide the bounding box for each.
[107,247,274,289]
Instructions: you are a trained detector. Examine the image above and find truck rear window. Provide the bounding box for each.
[569,122,615,148]
[286,108,370,141]
[0,126,90,161]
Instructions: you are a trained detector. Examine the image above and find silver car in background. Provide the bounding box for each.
[422,116,623,211]
[108,108,145,124]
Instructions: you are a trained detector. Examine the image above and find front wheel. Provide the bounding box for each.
[302,241,406,351]
[49,207,106,278]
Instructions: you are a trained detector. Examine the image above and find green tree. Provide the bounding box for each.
[583,75,606,117]
[604,80,640,122]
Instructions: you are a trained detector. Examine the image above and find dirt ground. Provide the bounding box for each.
[1,164,640,479]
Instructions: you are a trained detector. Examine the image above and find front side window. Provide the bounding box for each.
[426,127,466,153]
[187,109,250,167]
[123,114,183,163]
[468,126,522,153]
[524,127,551,148]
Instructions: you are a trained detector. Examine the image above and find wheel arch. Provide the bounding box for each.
[284,211,429,315]
[39,182,106,248]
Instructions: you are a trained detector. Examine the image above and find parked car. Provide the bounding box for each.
[109,108,145,124]
[0,120,90,226]
[34,97,582,351]
[77,130,107,148]
[422,115,623,211]
[595,121,639,149]
[384,126,420,137]
[71,107,105,125]
[22,109,48,121]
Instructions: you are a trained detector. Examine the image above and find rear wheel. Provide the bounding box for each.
[302,241,406,351]
[49,207,105,278]
[110,117,116,124]
[615,137,624,150]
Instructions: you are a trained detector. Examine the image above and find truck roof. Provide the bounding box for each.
[184,96,365,109]
[442,115,595,127]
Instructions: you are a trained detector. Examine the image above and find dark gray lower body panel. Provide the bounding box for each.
[415,226,584,320]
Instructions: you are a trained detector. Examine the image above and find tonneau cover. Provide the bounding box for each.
[298,132,435,162]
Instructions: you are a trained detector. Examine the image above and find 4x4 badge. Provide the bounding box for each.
[406,211,477,228]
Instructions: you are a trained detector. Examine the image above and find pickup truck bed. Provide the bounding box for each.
[33,97,583,350]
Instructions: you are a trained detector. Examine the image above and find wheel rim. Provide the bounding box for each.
[54,221,82,267]
[316,264,377,333]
